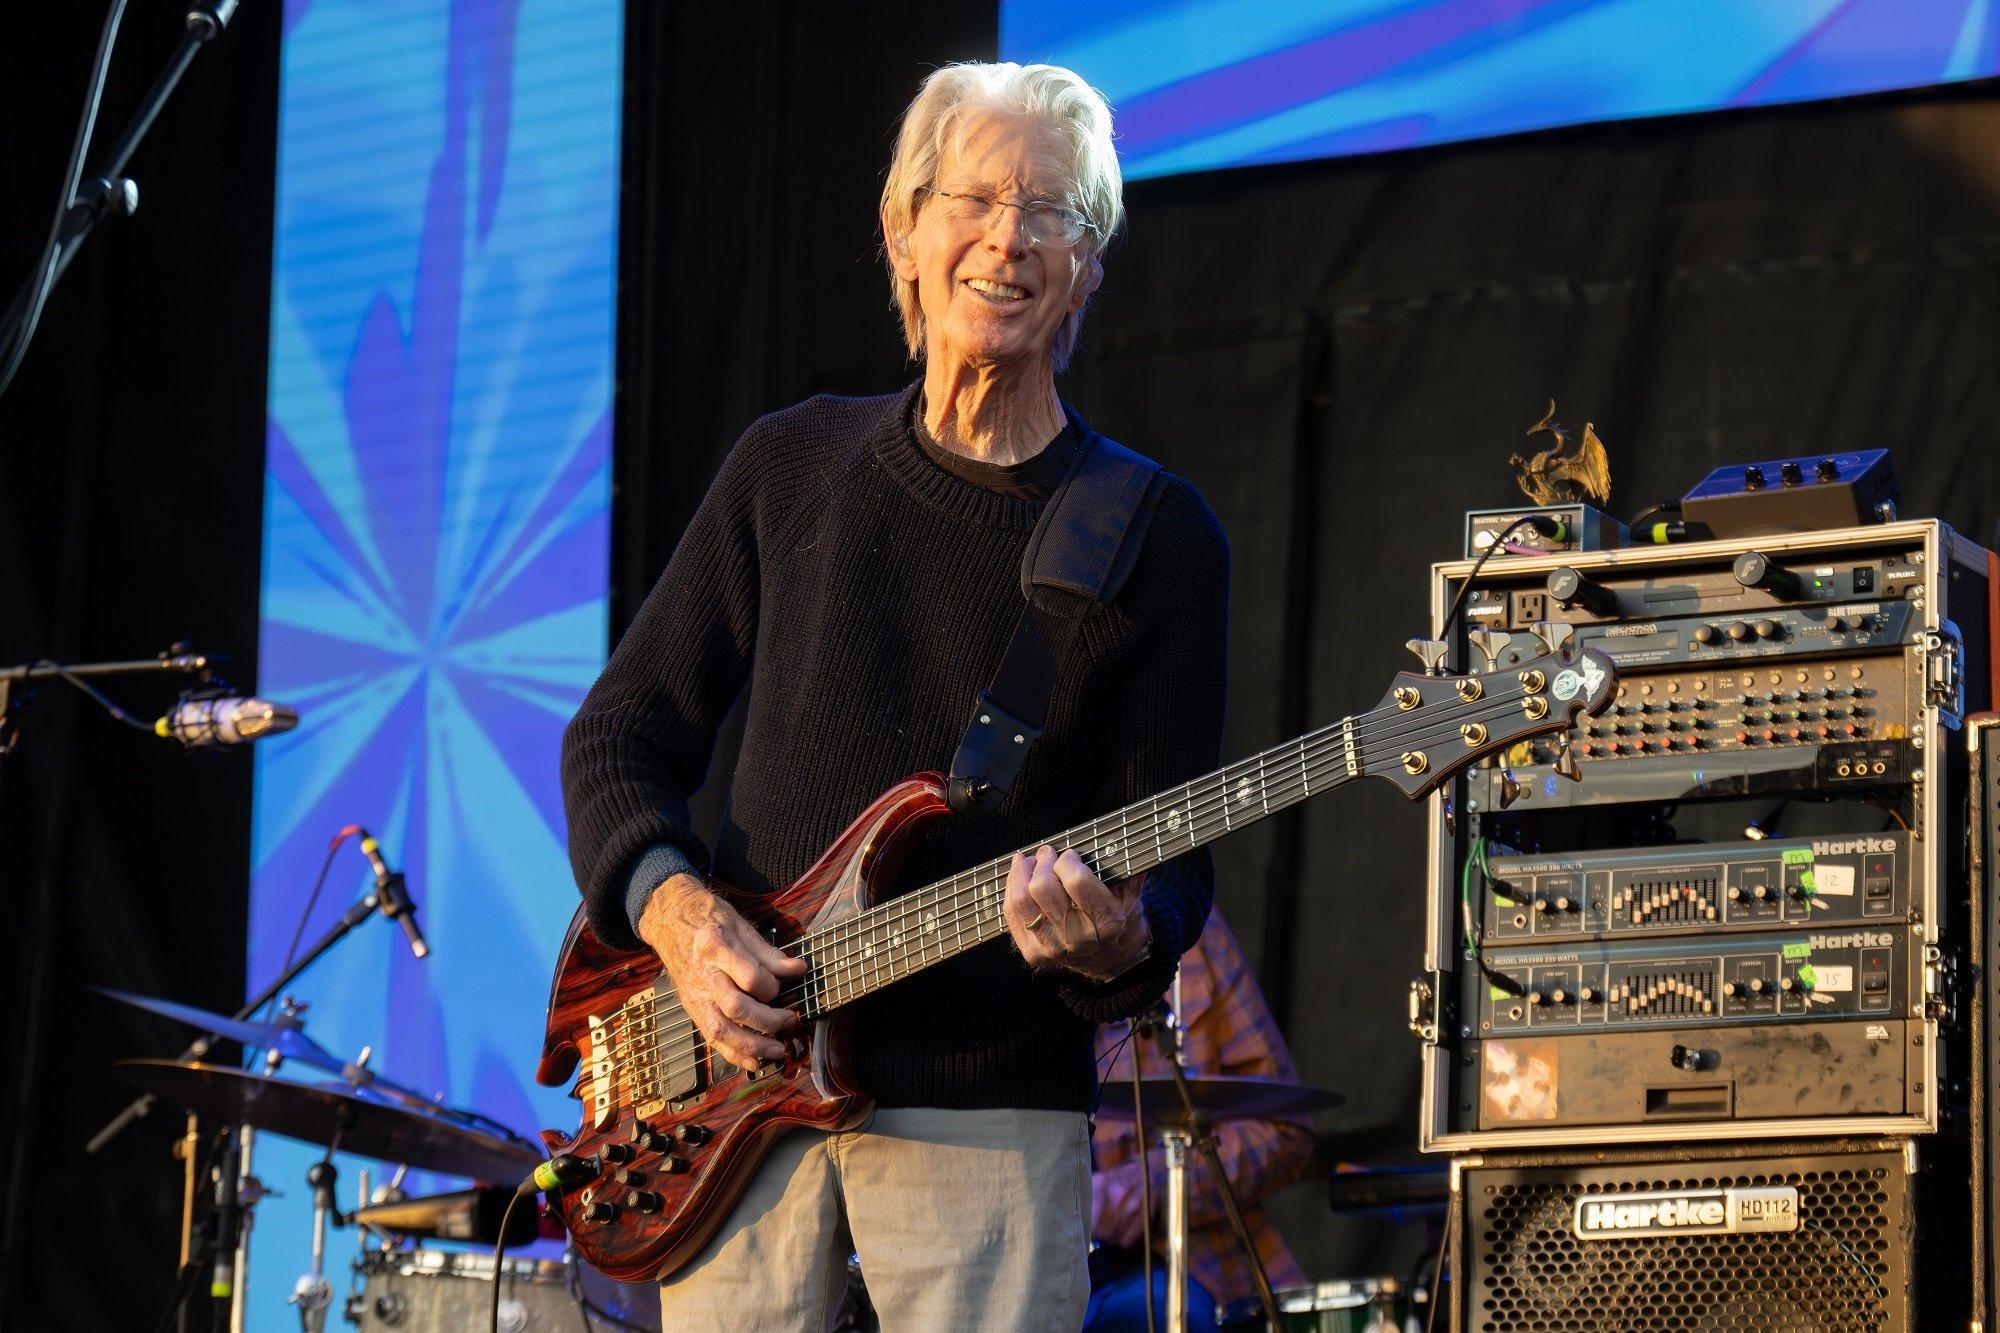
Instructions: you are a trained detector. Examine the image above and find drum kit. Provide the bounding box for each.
[103,985,1429,1333]
[101,987,660,1332]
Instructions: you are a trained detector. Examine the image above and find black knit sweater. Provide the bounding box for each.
[560,382,1230,1111]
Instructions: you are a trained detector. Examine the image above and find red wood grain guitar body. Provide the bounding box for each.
[535,774,950,1283]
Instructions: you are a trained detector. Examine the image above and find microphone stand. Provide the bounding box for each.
[1135,1003,1284,1333]
[0,4,243,400]
[115,886,406,1333]
[0,649,219,755]
[88,884,396,1154]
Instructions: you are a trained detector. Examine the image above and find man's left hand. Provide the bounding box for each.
[1004,845,1151,982]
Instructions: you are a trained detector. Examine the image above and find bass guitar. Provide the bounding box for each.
[534,633,1615,1281]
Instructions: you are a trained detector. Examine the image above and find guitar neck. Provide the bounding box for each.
[791,713,1372,1017]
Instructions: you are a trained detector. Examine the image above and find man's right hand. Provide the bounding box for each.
[636,873,807,1073]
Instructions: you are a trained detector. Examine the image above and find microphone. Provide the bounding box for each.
[211,1130,242,1298]
[352,828,429,960]
[155,695,299,747]
[350,1186,539,1245]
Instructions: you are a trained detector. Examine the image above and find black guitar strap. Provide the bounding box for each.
[945,423,1168,814]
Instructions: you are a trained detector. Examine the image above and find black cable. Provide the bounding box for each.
[0,0,129,401]
[1437,516,1548,645]
[1422,1182,1456,1333]
[1625,499,1681,531]
[490,1185,534,1333]
[260,831,352,1021]
[39,662,157,732]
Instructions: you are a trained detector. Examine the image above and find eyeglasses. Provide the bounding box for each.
[916,186,1097,248]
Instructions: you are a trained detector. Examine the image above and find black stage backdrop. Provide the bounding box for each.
[0,6,278,1329]
[619,7,2000,1286]
[6,6,2000,1325]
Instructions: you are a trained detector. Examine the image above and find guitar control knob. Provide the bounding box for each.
[623,1190,664,1215]
[1546,567,1617,616]
[581,1201,618,1224]
[612,1168,649,1187]
[599,1142,635,1166]
[1733,550,1802,599]
[658,1155,692,1176]
[673,1123,713,1147]
[635,1130,671,1154]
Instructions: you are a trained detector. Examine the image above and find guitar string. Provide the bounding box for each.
[610,680,1573,1089]
[731,678,1551,979]
[609,679,1572,1068]
[749,672,1555,965]
[625,684,1524,1032]
[603,732,1375,1098]
[601,684,1585,1100]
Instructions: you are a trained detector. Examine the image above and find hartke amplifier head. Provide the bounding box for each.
[1459,1144,1914,1332]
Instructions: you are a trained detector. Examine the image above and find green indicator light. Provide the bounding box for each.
[1490,985,1514,1001]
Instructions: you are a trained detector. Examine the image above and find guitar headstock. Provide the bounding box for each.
[1359,638,1617,798]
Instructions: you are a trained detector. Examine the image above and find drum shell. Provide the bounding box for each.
[1218,1278,1424,1333]
[350,1248,660,1331]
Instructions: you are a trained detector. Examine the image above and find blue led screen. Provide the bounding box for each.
[251,0,618,1323]
[1001,0,2000,178]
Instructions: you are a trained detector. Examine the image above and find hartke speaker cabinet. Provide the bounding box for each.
[1451,1138,1966,1332]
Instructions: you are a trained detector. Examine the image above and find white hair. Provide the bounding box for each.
[880,62,1123,371]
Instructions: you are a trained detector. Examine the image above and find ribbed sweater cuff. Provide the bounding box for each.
[624,843,701,936]
[1055,887,1194,1023]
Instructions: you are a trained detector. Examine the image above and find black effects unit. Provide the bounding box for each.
[1415,521,1993,1154]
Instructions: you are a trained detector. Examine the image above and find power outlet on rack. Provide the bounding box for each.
[1509,590,1548,629]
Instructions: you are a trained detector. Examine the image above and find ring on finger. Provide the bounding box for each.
[1025,912,1048,931]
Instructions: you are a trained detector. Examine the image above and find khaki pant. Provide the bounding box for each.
[657,1107,1092,1332]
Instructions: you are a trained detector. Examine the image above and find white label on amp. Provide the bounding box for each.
[1811,965,1855,993]
[1573,1186,1799,1239]
[1813,863,1856,897]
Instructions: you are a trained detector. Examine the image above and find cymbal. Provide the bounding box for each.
[1094,1074,1342,1124]
[115,1059,541,1182]
[95,987,348,1077]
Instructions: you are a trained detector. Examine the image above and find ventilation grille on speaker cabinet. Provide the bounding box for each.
[1468,1155,1906,1332]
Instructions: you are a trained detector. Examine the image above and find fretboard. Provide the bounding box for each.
[788,710,1374,1018]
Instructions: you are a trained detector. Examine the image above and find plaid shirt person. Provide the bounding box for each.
[1091,910,1317,1308]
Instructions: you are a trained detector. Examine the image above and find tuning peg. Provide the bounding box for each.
[1405,639,1450,675]
[1497,770,1529,809]
[1553,735,1583,782]
[1466,629,1513,672]
[1530,621,1575,656]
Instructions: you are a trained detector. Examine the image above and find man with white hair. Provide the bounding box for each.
[562,61,1230,1330]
